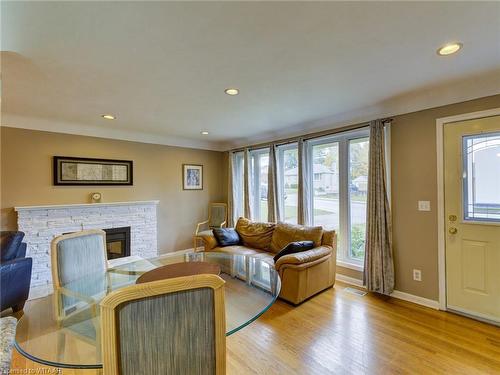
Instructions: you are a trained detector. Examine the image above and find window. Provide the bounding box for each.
[463,132,500,222]
[231,127,372,268]
[277,144,299,224]
[309,129,369,266]
[250,149,269,222]
[311,142,340,232]
[232,149,270,222]
[349,137,369,260]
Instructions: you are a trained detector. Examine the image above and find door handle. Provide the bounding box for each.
[449,227,458,235]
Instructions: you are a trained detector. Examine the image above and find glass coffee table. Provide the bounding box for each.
[15,251,281,369]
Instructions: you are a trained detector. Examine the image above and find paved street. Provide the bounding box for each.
[285,193,366,229]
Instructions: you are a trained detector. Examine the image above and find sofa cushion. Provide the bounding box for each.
[273,241,315,263]
[235,218,276,251]
[270,222,323,254]
[213,245,261,256]
[212,228,240,247]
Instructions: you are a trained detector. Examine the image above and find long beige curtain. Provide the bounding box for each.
[267,144,281,222]
[243,148,253,220]
[297,138,311,225]
[364,120,394,295]
[227,152,235,227]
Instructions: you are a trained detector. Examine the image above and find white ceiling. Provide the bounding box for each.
[2,1,499,151]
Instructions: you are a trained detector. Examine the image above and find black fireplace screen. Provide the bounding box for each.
[103,227,131,259]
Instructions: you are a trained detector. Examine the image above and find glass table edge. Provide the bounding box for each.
[226,275,281,336]
[14,252,282,369]
[14,340,103,370]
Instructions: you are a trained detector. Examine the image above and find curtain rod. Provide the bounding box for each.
[229,118,392,153]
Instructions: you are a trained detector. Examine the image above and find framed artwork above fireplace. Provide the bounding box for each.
[53,156,133,185]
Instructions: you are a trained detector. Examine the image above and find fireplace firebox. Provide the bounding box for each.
[103,227,131,259]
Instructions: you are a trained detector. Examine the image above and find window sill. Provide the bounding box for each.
[337,260,364,272]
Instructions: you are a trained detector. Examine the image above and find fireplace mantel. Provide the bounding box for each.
[15,200,159,212]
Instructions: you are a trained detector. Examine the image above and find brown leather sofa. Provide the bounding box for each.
[198,218,337,305]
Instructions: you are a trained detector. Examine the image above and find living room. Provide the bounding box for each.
[1,1,499,374]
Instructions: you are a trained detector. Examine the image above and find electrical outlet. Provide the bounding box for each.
[413,269,422,282]
[418,201,431,211]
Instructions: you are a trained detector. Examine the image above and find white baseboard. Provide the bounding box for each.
[336,273,365,288]
[335,274,440,310]
[389,290,440,310]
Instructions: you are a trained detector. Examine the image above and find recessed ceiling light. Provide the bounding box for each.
[201,131,209,135]
[101,114,116,120]
[224,88,239,96]
[437,42,462,56]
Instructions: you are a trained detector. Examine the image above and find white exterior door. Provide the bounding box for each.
[444,115,500,324]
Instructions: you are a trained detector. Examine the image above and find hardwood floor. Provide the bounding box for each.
[10,282,500,374]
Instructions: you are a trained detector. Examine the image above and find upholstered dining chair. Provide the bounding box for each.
[100,274,226,375]
[51,229,109,319]
[50,229,109,358]
[194,203,228,251]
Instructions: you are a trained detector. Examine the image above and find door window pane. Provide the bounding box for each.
[312,142,339,231]
[349,138,369,260]
[463,132,500,222]
[280,146,299,224]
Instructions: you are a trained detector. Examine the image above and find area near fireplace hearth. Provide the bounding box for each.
[15,200,159,299]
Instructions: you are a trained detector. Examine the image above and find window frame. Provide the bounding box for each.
[307,128,370,268]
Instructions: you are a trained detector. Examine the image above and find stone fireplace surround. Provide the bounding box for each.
[15,200,159,299]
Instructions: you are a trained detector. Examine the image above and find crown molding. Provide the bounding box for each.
[3,69,499,153]
[1,113,226,152]
[220,70,500,150]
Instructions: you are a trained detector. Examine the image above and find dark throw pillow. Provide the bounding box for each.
[212,228,241,247]
[273,240,315,263]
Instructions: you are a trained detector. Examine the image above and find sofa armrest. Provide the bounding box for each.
[18,243,27,258]
[197,232,218,251]
[274,246,332,269]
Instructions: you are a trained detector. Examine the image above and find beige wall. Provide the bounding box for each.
[333,95,500,299]
[0,127,225,253]
[390,94,500,300]
[335,95,500,299]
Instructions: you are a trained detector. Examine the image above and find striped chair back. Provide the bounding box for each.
[100,274,226,375]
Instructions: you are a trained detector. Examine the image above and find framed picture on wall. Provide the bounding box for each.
[183,164,203,190]
[53,156,133,185]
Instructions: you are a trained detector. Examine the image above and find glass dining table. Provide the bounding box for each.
[15,251,281,369]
